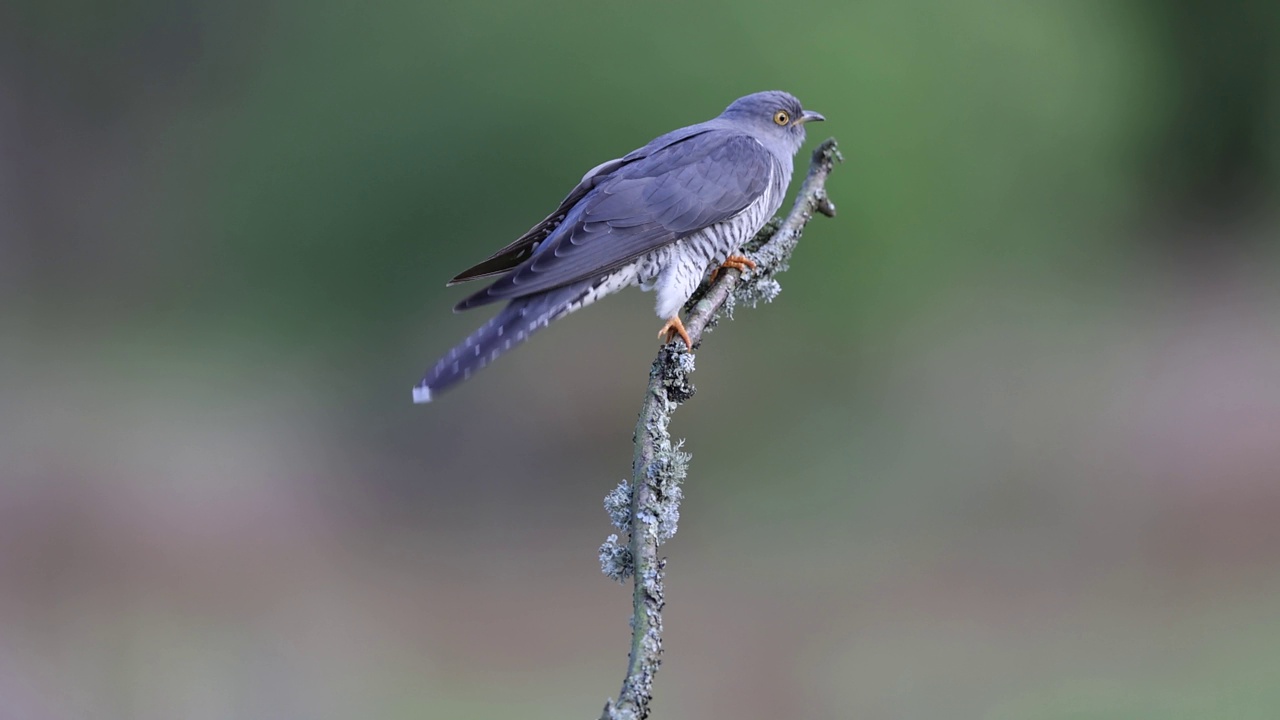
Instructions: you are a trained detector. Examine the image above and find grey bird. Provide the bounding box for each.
[413,91,823,403]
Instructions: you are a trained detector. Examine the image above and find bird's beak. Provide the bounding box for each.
[797,110,826,125]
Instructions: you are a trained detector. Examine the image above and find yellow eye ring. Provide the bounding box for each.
[773,110,790,126]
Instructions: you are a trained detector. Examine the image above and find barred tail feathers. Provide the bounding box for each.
[412,284,584,403]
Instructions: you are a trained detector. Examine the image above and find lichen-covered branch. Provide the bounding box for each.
[598,138,842,720]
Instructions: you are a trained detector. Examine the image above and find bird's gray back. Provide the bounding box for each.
[454,129,777,310]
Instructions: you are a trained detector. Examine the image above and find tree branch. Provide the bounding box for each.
[597,138,842,719]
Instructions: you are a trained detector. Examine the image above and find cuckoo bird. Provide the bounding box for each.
[413,91,823,403]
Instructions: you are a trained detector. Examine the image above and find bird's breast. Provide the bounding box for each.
[633,158,789,287]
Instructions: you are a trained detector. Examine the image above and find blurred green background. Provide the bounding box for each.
[3,0,1279,717]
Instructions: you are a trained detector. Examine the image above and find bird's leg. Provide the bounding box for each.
[707,254,758,284]
[657,316,692,350]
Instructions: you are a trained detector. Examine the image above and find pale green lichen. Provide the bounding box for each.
[734,275,782,309]
[642,439,688,544]
[598,534,633,582]
[603,480,631,531]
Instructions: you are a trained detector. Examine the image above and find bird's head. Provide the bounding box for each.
[719,91,824,152]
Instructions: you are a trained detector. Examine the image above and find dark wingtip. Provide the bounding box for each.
[452,287,501,313]
[445,269,491,287]
[446,250,536,288]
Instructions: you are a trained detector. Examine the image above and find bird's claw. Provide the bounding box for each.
[708,254,758,284]
[658,316,693,350]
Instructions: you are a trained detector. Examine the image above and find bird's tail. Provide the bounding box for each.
[413,285,583,403]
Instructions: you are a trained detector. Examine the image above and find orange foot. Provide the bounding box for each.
[708,254,759,284]
[657,316,693,350]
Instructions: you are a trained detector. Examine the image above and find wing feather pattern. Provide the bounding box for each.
[455,131,771,310]
[446,125,718,285]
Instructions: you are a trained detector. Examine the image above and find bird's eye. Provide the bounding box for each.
[773,110,790,126]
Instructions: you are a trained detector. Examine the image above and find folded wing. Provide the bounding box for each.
[455,131,772,310]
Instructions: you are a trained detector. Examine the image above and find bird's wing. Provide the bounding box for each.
[444,157,626,286]
[454,131,772,310]
[446,125,717,286]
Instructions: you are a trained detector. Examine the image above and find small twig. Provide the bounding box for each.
[598,138,842,719]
